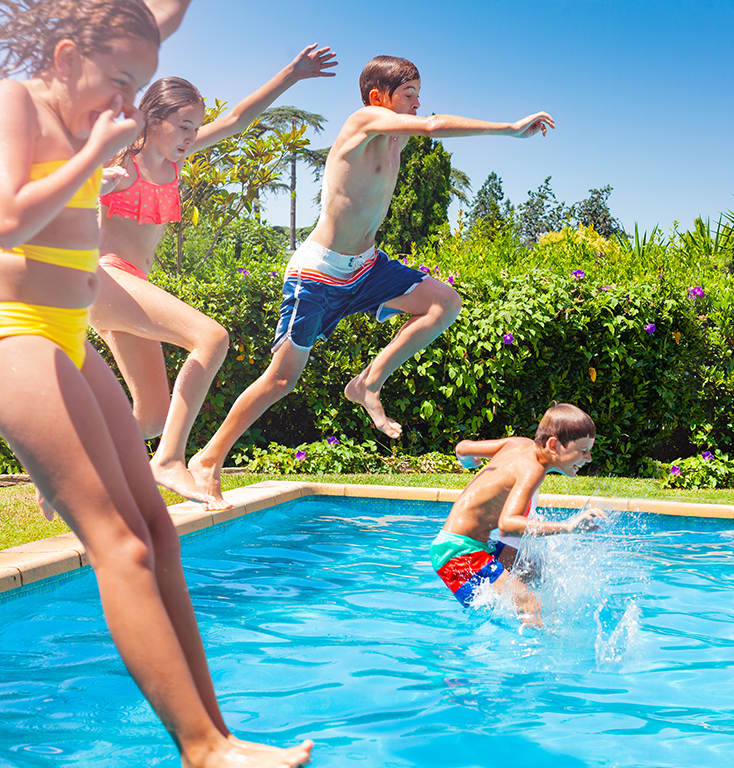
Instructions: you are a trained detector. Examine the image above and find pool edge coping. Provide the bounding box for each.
[2,481,734,595]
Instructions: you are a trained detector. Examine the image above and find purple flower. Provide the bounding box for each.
[503,333,514,346]
[701,451,714,460]
[270,270,278,277]
[434,265,440,275]
[670,465,681,475]
[327,436,339,446]
[237,268,249,276]
[644,323,656,334]
[600,285,612,291]
[403,258,409,265]
[419,265,430,274]
[448,275,455,285]
[295,450,306,461]
[571,269,585,280]
[688,286,705,299]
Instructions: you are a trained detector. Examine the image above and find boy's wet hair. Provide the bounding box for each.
[0,0,160,78]
[117,76,204,163]
[359,55,420,106]
[534,403,596,448]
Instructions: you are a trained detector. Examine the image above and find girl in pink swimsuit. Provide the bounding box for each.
[90,44,337,507]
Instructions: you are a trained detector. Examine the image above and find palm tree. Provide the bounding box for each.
[259,106,326,249]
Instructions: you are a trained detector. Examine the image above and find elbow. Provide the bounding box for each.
[421,115,445,138]
[0,216,23,250]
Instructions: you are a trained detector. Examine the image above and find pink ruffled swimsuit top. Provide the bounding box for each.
[99,155,181,225]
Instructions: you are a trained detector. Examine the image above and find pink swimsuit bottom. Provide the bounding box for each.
[98,254,149,281]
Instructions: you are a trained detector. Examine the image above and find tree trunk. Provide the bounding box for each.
[289,154,297,250]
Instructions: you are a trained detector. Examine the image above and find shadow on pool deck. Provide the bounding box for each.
[2,481,734,594]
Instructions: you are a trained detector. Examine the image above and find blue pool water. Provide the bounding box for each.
[1,496,733,767]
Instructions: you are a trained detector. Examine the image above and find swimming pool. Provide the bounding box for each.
[1,495,733,767]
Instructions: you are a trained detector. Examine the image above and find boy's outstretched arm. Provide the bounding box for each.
[192,44,337,153]
[357,108,554,141]
[145,0,192,41]
[455,438,512,469]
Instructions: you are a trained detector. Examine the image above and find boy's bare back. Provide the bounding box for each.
[444,437,546,543]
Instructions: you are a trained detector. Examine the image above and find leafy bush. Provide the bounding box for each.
[231,437,465,475]
[662,449,734,489]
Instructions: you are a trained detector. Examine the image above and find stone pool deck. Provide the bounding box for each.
[2,481,734,595]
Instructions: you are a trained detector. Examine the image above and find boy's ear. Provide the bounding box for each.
[545,435,559,455]
[368,87,387,107]
[54,39,79,80]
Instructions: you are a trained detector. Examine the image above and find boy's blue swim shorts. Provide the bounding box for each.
[272,238,427,352]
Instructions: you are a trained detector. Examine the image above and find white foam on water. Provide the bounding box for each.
[467,503,649,669]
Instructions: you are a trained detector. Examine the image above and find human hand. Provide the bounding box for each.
[99,165,129,194]
[566,506,607,532]
[456,452,481,470]
[511,111,555,139]
[87,95,144,161]
[290,43,338,80]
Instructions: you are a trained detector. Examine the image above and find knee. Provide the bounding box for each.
[196,320,230,367]
[92,527,155,576]
[435,286,462,324]
[264,365,300,397]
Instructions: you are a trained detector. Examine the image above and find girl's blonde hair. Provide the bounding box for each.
[0,0,160,78]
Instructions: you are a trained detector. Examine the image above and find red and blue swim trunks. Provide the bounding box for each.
[430,530,507,607]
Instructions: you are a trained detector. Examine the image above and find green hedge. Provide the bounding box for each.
[2,219,733,477]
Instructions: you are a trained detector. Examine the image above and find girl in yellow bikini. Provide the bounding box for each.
[0,1,312,766]
[90,43,337,507]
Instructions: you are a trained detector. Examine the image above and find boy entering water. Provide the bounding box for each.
[190,55,555,504]
[431,404,605,618]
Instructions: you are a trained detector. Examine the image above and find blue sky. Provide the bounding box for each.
[157,0,733,236]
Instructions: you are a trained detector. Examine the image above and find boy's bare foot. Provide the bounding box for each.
[344,374,402,439]
[35,488,56,522]
[150,455,227,508]
[188,450,228,506]
[184,738,313,768]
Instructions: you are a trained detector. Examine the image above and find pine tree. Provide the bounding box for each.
[376,136,452,254]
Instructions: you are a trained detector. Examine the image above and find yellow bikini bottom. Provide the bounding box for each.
[0,302,89,369]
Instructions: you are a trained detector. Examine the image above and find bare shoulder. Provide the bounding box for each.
[0,79,35,115]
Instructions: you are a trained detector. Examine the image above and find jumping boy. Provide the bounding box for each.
[431,404,605,618]
[190,55,555,503]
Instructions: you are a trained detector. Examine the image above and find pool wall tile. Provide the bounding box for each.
[3,480,734,595]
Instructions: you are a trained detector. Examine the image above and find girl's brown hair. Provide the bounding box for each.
[115,76,204,163]
[359,55,420,106]
[0,0,160,78]
[534,403,596,448]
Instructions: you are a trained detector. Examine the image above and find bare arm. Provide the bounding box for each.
[145,0,192,40]
[355,107,554,141]
[455,438,513,469]
[0,86,142,248]
[501,502,607,536]
[191,43,337,154]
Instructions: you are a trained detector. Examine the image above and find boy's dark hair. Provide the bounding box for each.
[534,403,596,448]
[359,55,420,106]
[0,0,160,78]
[116,76,203,163]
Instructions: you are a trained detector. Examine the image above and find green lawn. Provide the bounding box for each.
[2,472,734,551]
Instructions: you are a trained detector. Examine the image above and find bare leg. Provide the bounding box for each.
[344,277,461,438]
[91,266,229,507]
[0,336,312,767]
[189,341,309,503]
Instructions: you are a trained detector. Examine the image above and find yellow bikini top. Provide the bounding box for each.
[7,162,103,272]
[28,160,103,209]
